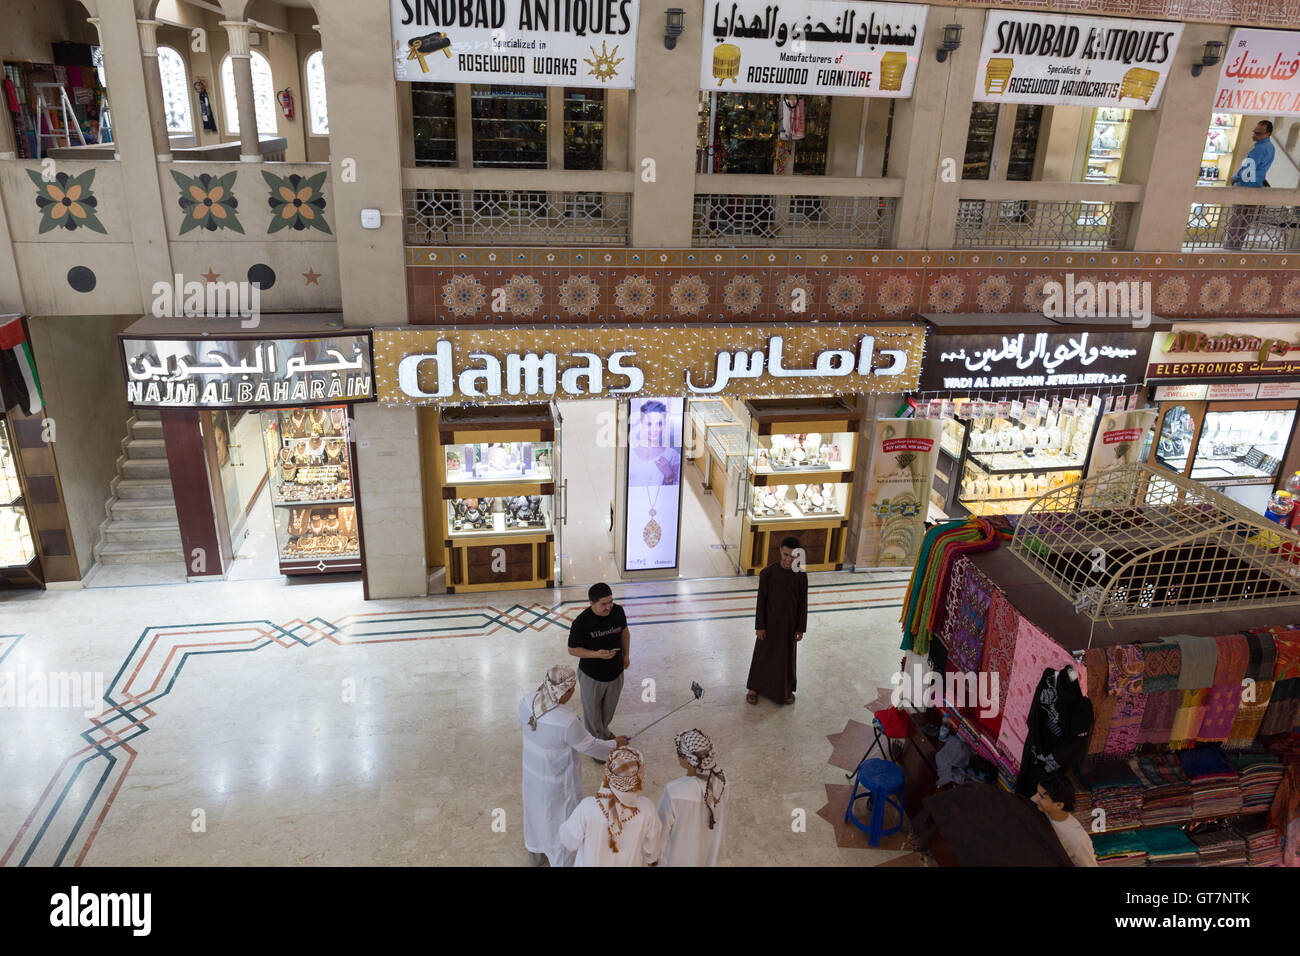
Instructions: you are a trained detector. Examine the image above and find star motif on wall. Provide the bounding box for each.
[302,267,322,286]
[200,268,221,283]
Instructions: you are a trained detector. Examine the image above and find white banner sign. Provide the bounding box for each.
[1214,28,1300,116]
[973,11,1182,109]
[701,0,929,97]
[391,0,639,88]
[858,418,941,568]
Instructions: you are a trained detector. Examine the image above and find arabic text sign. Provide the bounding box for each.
[390,0,639,88]
[973,11,1181,109]
[1086,407,1157,477]
[374,324,924,404]
[1146,322,1300,381]
[918,330,1152,392]
[701,0,929,97]
[122,335,374,408]
[1215,28,1300,116]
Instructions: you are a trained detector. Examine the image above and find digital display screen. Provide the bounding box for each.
[623,397,685,571]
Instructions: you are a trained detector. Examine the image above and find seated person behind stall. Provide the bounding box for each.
[1032,773,1098,867]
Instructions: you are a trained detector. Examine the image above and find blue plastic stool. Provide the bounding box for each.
[844,758,904,847]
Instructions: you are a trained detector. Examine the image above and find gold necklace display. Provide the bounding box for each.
[642,485,662,548]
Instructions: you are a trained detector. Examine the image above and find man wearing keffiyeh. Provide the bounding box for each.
[559,746,663,867]
[656,728,730,866]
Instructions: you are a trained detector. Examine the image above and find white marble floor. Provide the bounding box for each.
[0,567,914,866]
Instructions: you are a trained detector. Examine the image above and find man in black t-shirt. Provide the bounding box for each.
[567,582,631,741]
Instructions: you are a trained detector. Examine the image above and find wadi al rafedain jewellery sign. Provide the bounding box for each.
[973,10,1182,109]
[918,329,1151,392]
[391,0,639,88]
[374,325,924,404]
[703,0,928,97]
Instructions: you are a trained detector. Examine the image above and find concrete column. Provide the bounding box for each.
[137,19,172,160]
[219,20,262,161]
[826,98,863,177]
[352,403,428,599]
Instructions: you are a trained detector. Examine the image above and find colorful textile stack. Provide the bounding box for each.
[1069,772,1092,830]
[1238,823,1283,867]
[1079,760,1143,831]
[900,519,998,657]
[1140,826,1199,866]
[1230,753,1284,810]
[1188,827,1248,867]
[1090,831,1147,867]
[1177,748,1243,818]
[1259,631,1300,737]
[1131,754,1192,826]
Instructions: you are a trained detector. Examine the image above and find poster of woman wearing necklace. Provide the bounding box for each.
[624,398,684,571]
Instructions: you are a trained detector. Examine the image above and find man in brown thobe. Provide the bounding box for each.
[746,536,808,705]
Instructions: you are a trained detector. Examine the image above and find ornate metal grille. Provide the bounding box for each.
[1184,202,1300,251]
[692,194,896,248]
[954,199,1133,249]
[403,189,630,245]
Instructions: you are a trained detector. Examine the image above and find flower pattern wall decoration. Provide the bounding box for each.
[1155,275,1190,314]
[722,274,762,314]
[876,274,915,315]
[775,273,810,314]
[171,169,242,234]
[1197,275,1232,311]
[29,169,106,234]
[558,274,599,316]
[670,274,710,316]
[976,274,1012,313]
[927,274,965,313]
[1022,274,1053,312]
[1238,276,1273,312]
[264,170,331,234]
[442,273,487,317]
[615,274,655,316]
[826,274,865,315]
[1281,277,1300,312]
[503,275,544,316]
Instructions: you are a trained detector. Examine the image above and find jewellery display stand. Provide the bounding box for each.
[438,404,558,593]
[0,415,43,589]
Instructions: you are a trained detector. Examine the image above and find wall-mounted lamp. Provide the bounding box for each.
[935,23,963,63]
[665,8,685,50]
[1191,40,1226,77]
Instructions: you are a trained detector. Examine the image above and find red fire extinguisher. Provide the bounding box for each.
[278,88,294,119]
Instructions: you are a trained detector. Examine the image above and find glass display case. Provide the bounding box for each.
[444,440,554,485]
[685,397,738,479]
[704,422,745,516]
[697,92,830,175]
[411,82,457,167]
[446,494,554,536]
[1199,114,1241,186]
[261,405,361,574]
[962,102,998,180]
[1083,107,1131,184]
[1006,105,1043,181]
[1190,408,1295,486]
[563,88,604,170]
[0,417,39,575]
[472,84,547,169]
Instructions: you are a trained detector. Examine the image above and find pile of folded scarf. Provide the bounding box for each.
[1079,760,1143,831]
[1131,753,1193,826]
[1140,825,1199,866]
[1188,827,1249,867]
[1090,831,1147,867]
[1238,823,1283,867]
[900,519,998,657]
[1177,747,1244,818]
[1229,752,1285,810]
[1069,772,1093,830]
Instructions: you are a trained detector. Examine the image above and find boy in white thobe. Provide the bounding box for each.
[559,746,662,867]
[656,728,729,867]
[519,665,627,867]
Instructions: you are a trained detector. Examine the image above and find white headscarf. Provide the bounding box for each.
[676,728,727,829]
[527,664,577,730]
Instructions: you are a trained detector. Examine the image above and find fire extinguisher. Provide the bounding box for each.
[278,88,294,119]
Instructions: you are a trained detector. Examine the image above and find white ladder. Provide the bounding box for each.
[33,82,86,150]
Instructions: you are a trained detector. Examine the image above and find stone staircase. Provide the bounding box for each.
[91,410,184,567]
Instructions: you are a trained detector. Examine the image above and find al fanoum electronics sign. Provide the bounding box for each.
[974,10,1182,109]
[392,0,639,88]
[1146,322,1300,380]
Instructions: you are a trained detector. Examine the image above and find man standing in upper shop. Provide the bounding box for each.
[746,536,808,706]
[1223,119,1276,250]
[519,664,629,867]
[567,582,631,743]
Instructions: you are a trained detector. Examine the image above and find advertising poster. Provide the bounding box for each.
[701,0,929,97]
[391,0,639,88]
[624,397,685,571]
[1086,407,1158,477]
[857,417,941,568]
[1214,28,1300,116]
[973,10,1182,109]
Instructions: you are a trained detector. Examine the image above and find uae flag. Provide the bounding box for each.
[0,316,42,415]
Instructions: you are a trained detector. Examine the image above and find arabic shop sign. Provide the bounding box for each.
[973,11,1182,109]
[1214,28,1300,117]
[918,330,1150,392]
[373,324,924,404]
[391,0,639,89]
[122,335,374,408]
[1146,322,1300,380]
[702,0,928,97]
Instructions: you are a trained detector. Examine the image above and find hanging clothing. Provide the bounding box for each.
[1015,667,1093,796]
[656,774,729,867]
[747,562,807,704]
[559,792,662,867]
[777,96,805,141]
[517,693,616,867]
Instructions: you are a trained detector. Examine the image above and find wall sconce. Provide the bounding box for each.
[1191,40,1225,77]
[664,8,685,50]
[936,23,963,63]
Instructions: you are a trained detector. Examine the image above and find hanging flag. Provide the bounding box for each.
[0,316,42,415]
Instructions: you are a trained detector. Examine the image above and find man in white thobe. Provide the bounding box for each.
[656,728,729,866]
[519,664,627,867]
[558,746,663,867]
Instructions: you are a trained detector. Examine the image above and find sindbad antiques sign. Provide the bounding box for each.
[374,324,924,404]
[391,0,639,88]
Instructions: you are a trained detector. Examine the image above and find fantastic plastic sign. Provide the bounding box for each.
[391,0,639,88]
[1214,28,1300,116]
[701,0,929,97]
[973,11,1182,108]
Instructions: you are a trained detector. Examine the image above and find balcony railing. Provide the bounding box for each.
[691,194,896,248]
[954,199,1134,249]
[1184,202,1300,251]
[403,189,630,246]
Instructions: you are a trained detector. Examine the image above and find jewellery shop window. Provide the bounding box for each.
[263,406,359,570]
[445,441,555,537]
[1190,408,1296,486]
[746,429,855,522]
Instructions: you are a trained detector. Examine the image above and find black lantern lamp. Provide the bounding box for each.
[665,8,685,50]
[936,23,963,63]
[1192,40,1226,77]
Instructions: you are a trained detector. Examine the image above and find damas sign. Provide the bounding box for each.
[974,11,1182,108]
[374,325,923,404]
[391,0,639,88]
